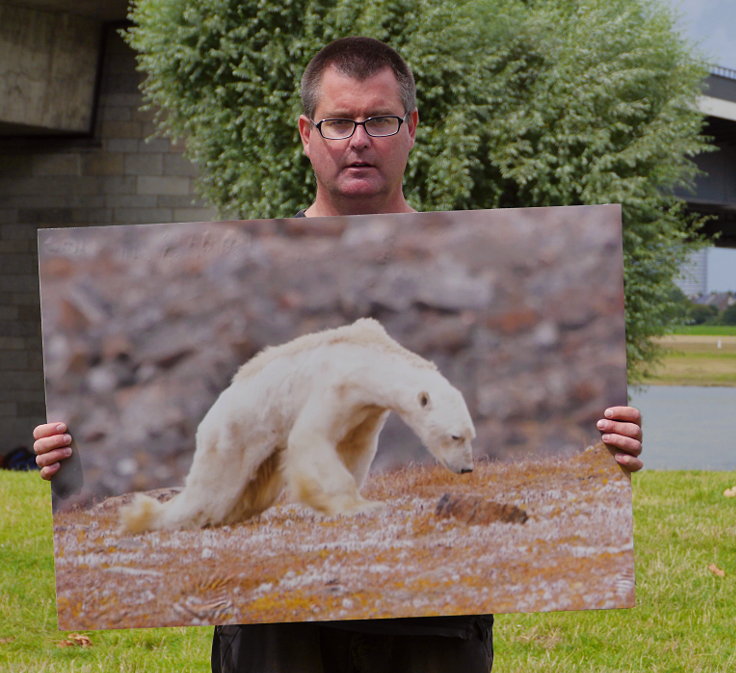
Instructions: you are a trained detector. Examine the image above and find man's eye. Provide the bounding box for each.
[368,117,394,129]
[323,119,353,132]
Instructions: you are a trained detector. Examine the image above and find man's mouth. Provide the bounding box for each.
[346,161,374,169]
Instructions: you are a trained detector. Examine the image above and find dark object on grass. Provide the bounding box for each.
[1,447,39,471]
[436,493,528,525]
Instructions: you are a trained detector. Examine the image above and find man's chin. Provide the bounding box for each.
[336,178,386,200]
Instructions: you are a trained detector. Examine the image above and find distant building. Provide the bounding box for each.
[676,248,708,297]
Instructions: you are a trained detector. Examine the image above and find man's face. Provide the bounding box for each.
[298,65,418,215]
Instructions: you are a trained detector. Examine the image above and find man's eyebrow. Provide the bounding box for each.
[317,108,400,119]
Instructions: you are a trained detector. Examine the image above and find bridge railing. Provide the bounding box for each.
[711,65,736,80]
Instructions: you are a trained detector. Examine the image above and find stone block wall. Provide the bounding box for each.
[0,25,216,455]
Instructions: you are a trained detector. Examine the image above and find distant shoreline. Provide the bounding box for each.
[642,335,736,387]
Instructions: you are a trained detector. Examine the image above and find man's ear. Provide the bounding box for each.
[406,108,419,146]
[298,115,313,157]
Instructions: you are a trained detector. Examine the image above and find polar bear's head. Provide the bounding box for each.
[410,379,475,474]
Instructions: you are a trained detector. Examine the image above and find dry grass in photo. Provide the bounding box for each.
[53,443,633,630]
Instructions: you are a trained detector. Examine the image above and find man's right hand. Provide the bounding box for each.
[33,423,73,480]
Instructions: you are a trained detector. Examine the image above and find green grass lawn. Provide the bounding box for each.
[0,472,211,673]
[2,469,735,672]
[672,325,736,337]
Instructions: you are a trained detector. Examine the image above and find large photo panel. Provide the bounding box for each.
[39,205,633,630]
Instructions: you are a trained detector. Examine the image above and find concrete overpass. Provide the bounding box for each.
[679,68,736,248]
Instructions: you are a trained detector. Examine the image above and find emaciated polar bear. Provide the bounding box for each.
[120,318,475,532]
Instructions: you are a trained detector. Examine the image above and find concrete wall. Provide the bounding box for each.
[0,4,101,133]
[0,26,216,455]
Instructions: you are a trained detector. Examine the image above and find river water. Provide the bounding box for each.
[628,385,736,471]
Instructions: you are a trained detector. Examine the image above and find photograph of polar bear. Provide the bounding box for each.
[39,205,634,630]
[121,318,475,532]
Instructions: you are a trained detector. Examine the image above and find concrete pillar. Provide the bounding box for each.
[0,4,101,133]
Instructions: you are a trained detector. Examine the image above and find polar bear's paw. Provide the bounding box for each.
[339,498,386,516]
[319,496,387,518]
[300,488,387,518]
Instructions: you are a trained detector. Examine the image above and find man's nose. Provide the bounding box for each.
[349,123,371,148]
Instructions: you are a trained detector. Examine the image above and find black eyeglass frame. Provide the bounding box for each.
[311,113,410,140]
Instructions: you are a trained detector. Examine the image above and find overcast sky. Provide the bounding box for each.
[661,0,736,70]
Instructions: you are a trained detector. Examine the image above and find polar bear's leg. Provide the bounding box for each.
[170,426,281,527]
[120,422,274,531]
[119,484,244,532]
[285,403,383,516]
[337,409,390,488]
[122,457,250,531]
[223,450,285,524]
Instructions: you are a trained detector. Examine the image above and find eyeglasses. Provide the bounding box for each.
[312,114,409,140]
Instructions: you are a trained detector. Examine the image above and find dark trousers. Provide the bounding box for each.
[212,619,494,673]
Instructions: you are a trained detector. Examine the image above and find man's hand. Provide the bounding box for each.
[33,423,73,480]
[597,406,643,472]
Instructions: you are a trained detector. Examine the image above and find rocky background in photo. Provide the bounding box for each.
[38,205,628,509]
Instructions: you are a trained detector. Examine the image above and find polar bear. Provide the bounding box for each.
[120,318,475,533]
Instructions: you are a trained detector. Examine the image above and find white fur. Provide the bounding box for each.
[119,318,475,532]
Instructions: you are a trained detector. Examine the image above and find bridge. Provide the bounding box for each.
[681,67,736,248]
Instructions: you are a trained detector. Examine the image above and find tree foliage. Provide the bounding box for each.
[125,0,712,377]
[721,302,736,326]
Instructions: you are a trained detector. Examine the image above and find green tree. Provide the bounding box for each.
[721,302,736,326]
[125,0,712,377]
[663,286,694,325]
[689,302,719,325]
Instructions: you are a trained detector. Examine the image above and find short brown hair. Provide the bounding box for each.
[300,37,416,119]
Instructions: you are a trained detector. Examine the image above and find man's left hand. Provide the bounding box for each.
[596,406,643,472]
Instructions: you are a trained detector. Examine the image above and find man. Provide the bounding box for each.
[34,37,643,673]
